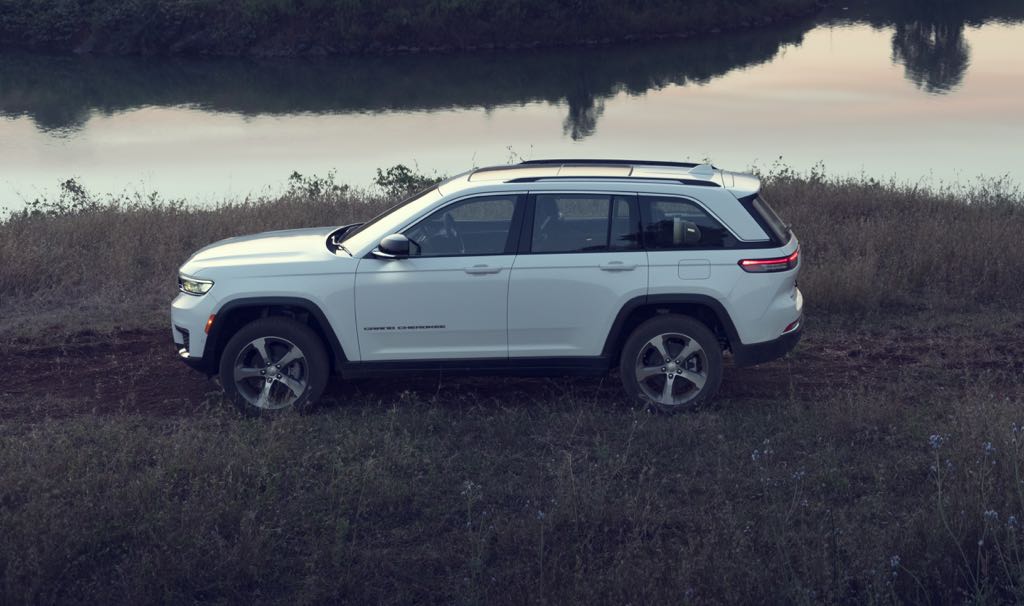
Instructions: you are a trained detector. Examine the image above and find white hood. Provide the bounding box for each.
[180,226,344,276]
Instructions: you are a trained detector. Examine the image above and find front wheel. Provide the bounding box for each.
[219,317,330,416]
[619,314,723,413]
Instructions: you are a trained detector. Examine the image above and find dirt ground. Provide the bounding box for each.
[3,319,1022,420]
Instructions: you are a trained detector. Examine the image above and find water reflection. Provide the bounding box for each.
[0,0,1020,142]
[831,0,1024,94]
[1,22,812,138]
[891,21,969,93]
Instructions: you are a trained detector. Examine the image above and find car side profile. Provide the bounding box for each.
[172,159,803,414]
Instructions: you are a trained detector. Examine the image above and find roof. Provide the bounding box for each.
[452,159,760,197]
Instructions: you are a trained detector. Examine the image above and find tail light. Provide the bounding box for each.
[738,247,799,273]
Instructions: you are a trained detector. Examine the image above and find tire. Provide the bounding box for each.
[218,316,330,416]
[619,314,723,413]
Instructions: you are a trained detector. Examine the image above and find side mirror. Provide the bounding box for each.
[373,233,411,259]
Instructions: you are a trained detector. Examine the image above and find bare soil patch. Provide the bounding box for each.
[4,321,1021,420]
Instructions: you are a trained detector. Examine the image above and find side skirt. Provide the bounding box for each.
[339,356,612,379]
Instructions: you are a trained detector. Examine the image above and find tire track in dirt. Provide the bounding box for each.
[2,324,1022,419]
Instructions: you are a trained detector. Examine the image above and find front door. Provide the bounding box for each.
[355,194,524,361]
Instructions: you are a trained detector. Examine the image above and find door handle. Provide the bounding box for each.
[599,261,637,271]
[464,264,502,275]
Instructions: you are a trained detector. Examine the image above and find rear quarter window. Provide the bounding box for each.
[639,196,738,249]
[743,194,791,244]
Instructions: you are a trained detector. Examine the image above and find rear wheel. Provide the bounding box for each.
[219,317,330,416]
[619,314,723,413]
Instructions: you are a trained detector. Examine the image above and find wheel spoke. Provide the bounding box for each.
[234,366,263,381]
[276,346,305,368]
[278,376,306,398]
[646,336,670,361]
[659,375,675,404]
[676,339,702,362]
[677,370,706,389]
[251,338,272,366]
[637,365,664,381]
[254,380,273,409]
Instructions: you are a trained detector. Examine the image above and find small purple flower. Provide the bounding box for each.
[929,434,944,450]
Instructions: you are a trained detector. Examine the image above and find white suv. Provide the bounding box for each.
[172,160,802,414]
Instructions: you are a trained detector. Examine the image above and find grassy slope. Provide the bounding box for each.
[2,170,1022,339]
[0,0,819,56]
[1,172,1024,603]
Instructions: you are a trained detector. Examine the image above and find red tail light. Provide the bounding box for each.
[739,247,799,273]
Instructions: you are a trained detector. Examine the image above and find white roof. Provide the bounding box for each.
[446,160,760,198]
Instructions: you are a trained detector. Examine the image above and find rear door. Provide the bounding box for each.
[641,193,748,303]
[507,192,647,358]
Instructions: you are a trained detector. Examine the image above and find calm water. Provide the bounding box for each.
[1,1,1022,208]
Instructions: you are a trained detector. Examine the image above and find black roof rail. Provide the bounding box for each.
[505,176,720,187]
[519,159,701,168]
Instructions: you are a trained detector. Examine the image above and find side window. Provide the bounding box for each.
[531,194,639,253]
[404,195,518,257]
[640,196,737,249]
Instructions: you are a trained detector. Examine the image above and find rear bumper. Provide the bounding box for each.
[731,320,802,367]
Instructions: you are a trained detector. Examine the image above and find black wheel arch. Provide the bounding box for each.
[602,294,741,363]
[201,296,347,375]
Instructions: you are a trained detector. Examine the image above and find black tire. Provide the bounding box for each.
[218,316,330,416]
[619,314,723,413]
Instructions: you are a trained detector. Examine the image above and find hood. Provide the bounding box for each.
[180,226,342,275]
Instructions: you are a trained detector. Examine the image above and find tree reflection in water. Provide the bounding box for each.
[0,0,1021,137]
[891,19,970,93]
[841,0,1024,94]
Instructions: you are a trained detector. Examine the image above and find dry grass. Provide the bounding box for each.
[1,367,1023,604]
[1,169,1022,339]
[765,169,1024,313]
[2,169,1023,603]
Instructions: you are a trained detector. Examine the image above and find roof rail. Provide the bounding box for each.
[519,159,701,168]
[505,176,721,187]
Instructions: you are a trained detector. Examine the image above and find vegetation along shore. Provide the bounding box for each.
[1,167,1023,602]
[0,0,821,56]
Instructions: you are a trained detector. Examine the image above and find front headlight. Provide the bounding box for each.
[178,274,214,296]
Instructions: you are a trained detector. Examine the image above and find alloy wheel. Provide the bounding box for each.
[233,336,309,410]
[634,332,708,407]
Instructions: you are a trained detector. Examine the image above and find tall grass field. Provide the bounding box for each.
[1,167,1023,604]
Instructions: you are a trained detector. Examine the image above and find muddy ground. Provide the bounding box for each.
[4,319,1022,420]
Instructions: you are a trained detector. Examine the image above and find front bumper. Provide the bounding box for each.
[173,324,212,373]
[172,289,218,374]
[731,319,803,367]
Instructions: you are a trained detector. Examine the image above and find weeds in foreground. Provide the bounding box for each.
[1,371,1023,604]
[925,426,1024,604]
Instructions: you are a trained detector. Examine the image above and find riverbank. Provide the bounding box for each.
[0,0,820,56]
[2,169,1021,340]
[1,171,1023,603]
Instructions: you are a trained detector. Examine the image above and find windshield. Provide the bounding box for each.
[341,187,445,253]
